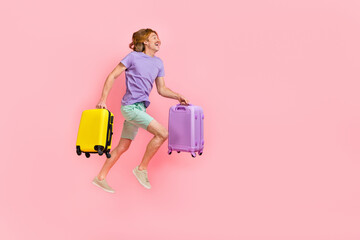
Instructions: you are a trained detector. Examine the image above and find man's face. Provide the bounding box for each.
[145,32,161,51]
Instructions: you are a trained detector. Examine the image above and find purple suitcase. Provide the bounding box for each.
[168,104,204,158]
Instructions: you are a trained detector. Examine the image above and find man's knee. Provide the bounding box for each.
[116,141,131,153]
[147,120,168,141]
[157,128,168,141]
[163,130,169,140]
[118,145,130,153]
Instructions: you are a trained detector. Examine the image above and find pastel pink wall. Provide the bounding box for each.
[1,0,360,239]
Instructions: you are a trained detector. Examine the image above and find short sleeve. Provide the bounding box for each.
[157,60,165,77]
[120,52,133,69]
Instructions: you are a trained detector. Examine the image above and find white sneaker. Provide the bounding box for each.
[92,177,115,193]
[133,166,151,189]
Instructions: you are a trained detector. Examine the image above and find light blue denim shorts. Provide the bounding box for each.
[120,102,154,140]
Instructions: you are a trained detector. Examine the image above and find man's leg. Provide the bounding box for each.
[138,119,168,171]
[97,138,132,180]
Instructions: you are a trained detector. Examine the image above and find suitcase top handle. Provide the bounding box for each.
[175,103,192,111]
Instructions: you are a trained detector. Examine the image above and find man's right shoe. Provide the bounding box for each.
[92,177,115,193]
[133,166,151,189]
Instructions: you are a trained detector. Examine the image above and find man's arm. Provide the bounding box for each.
[155,76,189,104]
[96,63,127,109]
[99,63,127,102]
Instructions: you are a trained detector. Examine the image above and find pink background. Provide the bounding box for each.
[1,0,360,239]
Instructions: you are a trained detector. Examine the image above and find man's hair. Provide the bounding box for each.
[129,28,158,52]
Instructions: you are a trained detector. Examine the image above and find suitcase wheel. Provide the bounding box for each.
[85,153,90,158]
[177,151,180,153]
[106,152,111,158]
[198,151,203,156]
[191,152,196,158]
[94,146,104,156]
[76,146,81,156]
[168,150,172,155]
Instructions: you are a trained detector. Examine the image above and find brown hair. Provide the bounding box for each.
[129,28,158,52]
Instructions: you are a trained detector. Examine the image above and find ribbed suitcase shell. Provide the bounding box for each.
[76,109,114,158]
[168,104,204,158]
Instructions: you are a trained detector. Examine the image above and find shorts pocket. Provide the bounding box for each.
[121,105,138,121]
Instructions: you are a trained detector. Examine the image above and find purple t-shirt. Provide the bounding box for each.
[120,51,165,108]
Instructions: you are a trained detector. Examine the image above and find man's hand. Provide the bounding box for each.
[96,100,107,109]
[178,95,189,105]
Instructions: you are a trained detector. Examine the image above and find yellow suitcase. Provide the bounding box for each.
[76,109,114,158]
